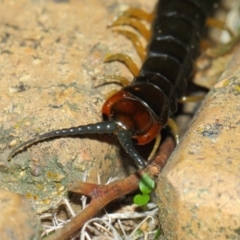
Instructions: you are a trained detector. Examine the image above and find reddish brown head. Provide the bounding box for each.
[102,90,162,145]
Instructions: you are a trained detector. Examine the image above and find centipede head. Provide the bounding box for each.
[102,89,163,166]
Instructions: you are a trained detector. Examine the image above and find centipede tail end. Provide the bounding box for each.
[117,129,146,167]
[8,120,117,161]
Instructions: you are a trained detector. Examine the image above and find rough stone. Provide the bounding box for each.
[156,44,240,239]
[0,0,155,212]
[0,189,40,240]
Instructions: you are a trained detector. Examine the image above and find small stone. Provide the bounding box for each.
[156,47,240,239]
[9,139,17,147]
[0,189,40,240]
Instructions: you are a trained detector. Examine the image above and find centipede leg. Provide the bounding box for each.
[206,17,234,38]
[178,95,205,103]
[112,30,146,61]
[204,18,240,57]
[109,16,151,41]
[206,32,240,57]
[147,119,179,162]
[200,19,233,52]
[167,118,179,145]
[96,75,130,87]
[104,53,139,77]
[118,7,154,22]
[105,89,118,100]
[147,133,161,161]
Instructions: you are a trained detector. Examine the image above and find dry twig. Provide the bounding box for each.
[45,137,175,240]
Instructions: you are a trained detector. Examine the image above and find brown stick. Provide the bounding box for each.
[45,137,175,240]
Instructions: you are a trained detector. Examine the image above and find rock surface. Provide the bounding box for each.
[156,44,240,239]
[0,189,40,240]
[0,0,155,213]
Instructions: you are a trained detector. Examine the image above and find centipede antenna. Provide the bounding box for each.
[117,129,146,167]
[8,121,117,161]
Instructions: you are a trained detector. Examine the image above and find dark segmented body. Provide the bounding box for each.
[8,0,220,167]
[108,0,219,127]
[103,0,217,164]
[102,0,220,161]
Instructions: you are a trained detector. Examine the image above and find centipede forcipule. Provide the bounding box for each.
[8,0,220,167]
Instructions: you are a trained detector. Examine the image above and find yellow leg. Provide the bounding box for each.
[104,53,139,77]
[96,75,130,87]
[200,39,213,51]
[108,16,151,41]
[207,17,235,38]
[105,89,118,100]
[206,33,240,57]
[119,8,154,22]
[205,17,240,57]
[178,95,205,103]
[148,134,161,161]
[113,30,146,61]
[167,118,179,144]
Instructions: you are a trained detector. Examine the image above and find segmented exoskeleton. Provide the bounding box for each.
[8,0,220,167]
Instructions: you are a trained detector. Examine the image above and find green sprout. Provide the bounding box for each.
[153,228,162,240]
[133,173,155,206]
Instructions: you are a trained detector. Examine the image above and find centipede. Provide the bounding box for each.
[8,0,221,167]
